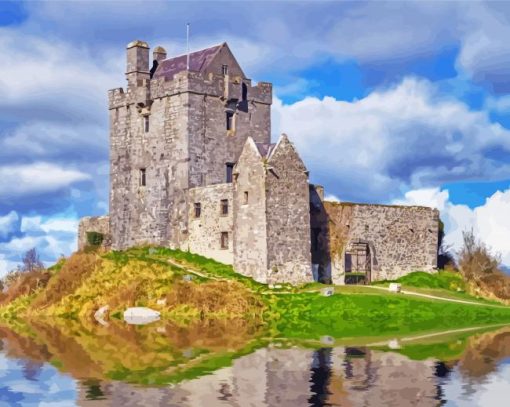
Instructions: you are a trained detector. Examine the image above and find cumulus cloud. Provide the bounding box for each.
[0,213,79,277]
[0,211,19,239]
[273,77,510,202]
[0,163,90,199]
[395,187,510,267]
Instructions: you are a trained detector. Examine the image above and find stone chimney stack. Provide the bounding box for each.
[126,40,150,88]
[152,46,167,64]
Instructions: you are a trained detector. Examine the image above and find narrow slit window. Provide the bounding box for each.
[242,82,248,101]
[143,116,149,133]
[226,163,234,183]
[221,199,229,215]
[244,191,249,205]
[221,232,229,249]
[222,64,228,75]
[226,111,234,131]
[139,168,146,187]
[194,202,201,218]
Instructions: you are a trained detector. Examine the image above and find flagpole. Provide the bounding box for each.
[186,23,190,70]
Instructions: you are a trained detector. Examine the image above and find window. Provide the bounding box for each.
[143,116,149,132]
[194,202,201,218]
[222,64,228,75]
[220,232,229,249]
[242,82,248,101]
[139,168,146,187]
[243,191,249,205]
[226,163,234,183]
[220,199,229,215]
[226,111,234,130]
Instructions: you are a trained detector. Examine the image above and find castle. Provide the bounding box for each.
[78,40,439,285]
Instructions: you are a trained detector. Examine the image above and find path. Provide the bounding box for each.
[365,285,507,308]
[161,256,508,308]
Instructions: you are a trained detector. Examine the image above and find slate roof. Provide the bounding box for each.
[255,142,276,158]
[153,43,223,80]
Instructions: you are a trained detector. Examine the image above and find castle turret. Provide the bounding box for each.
[126,40,150,88]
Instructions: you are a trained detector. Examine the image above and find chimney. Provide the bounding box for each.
[126,40,150,88]
[153,46,167,63]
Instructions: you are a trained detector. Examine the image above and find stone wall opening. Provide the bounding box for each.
[344,240,371,285]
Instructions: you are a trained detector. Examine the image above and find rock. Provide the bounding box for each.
[156,298,167,306]
[183,274,193,282]
[94,305,109,326]
[321,287,334,296]
[268,284,275,289]
[388,283,402,293]
[320,335,335,345]
[124,307,161,325]
[274,284,282,289]
[388,339,400,349]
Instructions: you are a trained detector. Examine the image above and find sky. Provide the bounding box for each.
[1,0,510,275]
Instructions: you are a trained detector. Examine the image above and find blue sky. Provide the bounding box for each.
[1,0,510,273]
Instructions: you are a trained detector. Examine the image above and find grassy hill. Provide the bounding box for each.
[1,246,510,341]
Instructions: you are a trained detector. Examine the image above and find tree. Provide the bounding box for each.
[21,248,44,273]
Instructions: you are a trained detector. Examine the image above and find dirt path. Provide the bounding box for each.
[163,257,508,307]
[366,285,507,308]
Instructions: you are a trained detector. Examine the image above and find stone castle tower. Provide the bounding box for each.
[78,40,439,286]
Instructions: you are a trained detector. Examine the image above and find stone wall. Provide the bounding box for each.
[109,42,272,252]
[314,202,439,284]
[187,183,234,265]
[77,216,111,250]
[233,139,269,282]
[265,136,312,285]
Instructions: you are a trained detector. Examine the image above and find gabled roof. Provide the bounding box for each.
[153,43,223,80]
[255,142,276,158]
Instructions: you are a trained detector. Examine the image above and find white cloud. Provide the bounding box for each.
[0,162,90,198]
[21,216,79,234]
[273,77,510,202]
[395,187,510,267]
[0,253,19,277]
[0,211,19,238]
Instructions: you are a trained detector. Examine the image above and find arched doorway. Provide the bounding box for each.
[344,240,371,285]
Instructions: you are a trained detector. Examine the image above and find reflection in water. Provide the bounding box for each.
[0,323,510,406]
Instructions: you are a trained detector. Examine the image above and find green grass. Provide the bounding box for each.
[268,292,510,340]
[374,271,465,291]
[372,270,501,305]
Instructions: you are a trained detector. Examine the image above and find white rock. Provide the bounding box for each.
[156,298,167,306]
[320,335,335,345]
[124,307,161,325]
[388,339,401,349]
[388,283,402,293]
[321,287,334,296]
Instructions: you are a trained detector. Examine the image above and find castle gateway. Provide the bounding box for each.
[78,41,439,285]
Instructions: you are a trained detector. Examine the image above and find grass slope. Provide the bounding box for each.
[2,247,510,341]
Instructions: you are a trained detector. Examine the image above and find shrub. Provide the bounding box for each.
[31,252,101,309]
[458,230,510,301]
[0,269,51,305]
[86,232,104,247]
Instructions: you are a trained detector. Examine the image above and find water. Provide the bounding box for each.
[0,321,509,406]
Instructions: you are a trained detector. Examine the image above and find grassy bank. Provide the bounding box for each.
[1,247,510,340]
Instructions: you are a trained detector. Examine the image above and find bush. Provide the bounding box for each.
[86,232,104,247]
[31,252,101,309]
[0,269,51,305]
[458,230,510,301]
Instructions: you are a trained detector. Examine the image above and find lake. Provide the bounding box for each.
[0,320,509,406]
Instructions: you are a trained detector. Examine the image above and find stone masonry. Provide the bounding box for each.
[78,40,439,285]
